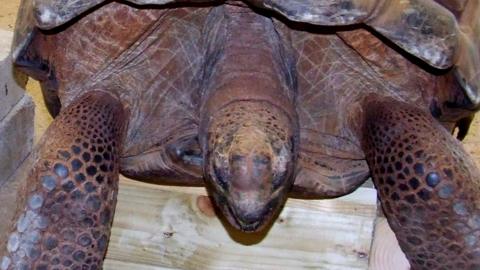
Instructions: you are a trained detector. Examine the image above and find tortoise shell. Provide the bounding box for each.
[13,0,477,189]
[3,0,480,269]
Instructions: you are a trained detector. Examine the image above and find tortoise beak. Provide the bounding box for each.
[226,192,280,232]
[213,186,283,232]
[226,152,283,231]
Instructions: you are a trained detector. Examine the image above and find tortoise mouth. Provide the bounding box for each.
[227,204,264,232]
[212,187,284,232]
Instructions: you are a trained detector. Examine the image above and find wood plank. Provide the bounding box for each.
[464,115,480,164]
[369,218,409,270]
[104,177,378,270]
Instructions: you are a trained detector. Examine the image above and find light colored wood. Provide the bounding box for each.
[464,115,480,164]
[104,177,377,270]
[369,218,409,270]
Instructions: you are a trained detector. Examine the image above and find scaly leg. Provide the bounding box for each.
[363,99,480,269]
[1,91,126,270]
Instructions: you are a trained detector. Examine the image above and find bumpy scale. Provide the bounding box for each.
[1,92,126,269]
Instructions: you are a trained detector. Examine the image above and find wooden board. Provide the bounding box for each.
[104,178,377,270]
[369,218,409,270]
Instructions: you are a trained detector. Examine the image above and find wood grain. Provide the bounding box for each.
[104,178,377,270]
[464,115,480,164]
[369,218,409,270]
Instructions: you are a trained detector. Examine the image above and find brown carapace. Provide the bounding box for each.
[2,0,480,269]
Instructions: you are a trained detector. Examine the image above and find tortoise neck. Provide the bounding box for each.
[199,4,297,120]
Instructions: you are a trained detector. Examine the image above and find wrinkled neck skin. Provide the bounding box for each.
[199,4,299,232]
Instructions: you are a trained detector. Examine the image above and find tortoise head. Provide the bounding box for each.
[204,102,297,232]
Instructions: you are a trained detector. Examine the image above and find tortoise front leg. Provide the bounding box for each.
[362,99,480,269]
[1,91,126,270]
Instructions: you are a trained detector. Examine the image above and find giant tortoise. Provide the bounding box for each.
[1,0,480,269]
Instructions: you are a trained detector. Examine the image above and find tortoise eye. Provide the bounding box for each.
[230,154,245,163]
[253,155,270,166]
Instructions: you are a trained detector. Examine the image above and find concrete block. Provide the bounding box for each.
[0,29,34,186]
[0,94,34,185]
[0,29,34,251]
[0,29,28,121]
[0,29,13,59]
